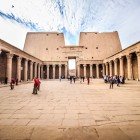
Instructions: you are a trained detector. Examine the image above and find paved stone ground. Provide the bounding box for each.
[0,79,140,140]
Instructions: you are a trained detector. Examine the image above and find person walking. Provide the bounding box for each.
[32,77,38,94]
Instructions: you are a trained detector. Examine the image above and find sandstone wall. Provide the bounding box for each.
[79,31,122,60]
[24,32,65,61]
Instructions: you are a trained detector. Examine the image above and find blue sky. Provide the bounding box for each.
[0,0,140,50]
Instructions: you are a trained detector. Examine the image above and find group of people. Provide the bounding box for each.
[67,76,90,85]
[32,77,41,94]
[103,75,125,89]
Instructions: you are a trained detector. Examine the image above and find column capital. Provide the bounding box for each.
[52,64,56,67]
[114,58,118,63]
[24,59,28,62]
[109,61,113,64]
[90,64,93,67]
[83,64,87,67]
[96,63,99,66]
[17,56,22,61]
[126,54,132,59]
[6,53,13,59]
[105,62,109,65]
[119,56,124,60]
[59,64,62,67]
[136,52,140,57]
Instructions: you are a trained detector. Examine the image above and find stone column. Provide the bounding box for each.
[47,65,49,79]
[6,53,13,82]
[30,61,33,80]
[65,65,68,78]
[96,64,99,78]
[34,62,37,78]
[77,65,80,78]
[90,64,93,78]
[59,64,62,78]
[53,64,55,79]
[83,64,86,77]
[38,64,40,79]
[120,57,124,77]
[40,65,44,79]
[114,59,118,75]
[105,63,109,75]
[109,61,113,76]
[102,64,105,76]
[24,59,28,81]
[17,56,22,82]
[137,52,140,81]
[126,54,132,80]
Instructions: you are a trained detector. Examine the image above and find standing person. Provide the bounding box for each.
[59,76,61,82]
[70,76,72,84]
[83,77,85,82]
[109,76,114,89]
[87,77,90,85]
[32,77,38,94]
[116,76,120,86]
[10,78,15,90]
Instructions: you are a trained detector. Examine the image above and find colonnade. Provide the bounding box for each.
[43,64,67,79]
[6,53,43,82]
[77,64,103,78]
[104,52,140,80]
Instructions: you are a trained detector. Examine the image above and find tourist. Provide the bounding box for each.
[32,77,38,94]
[70,76,72,84]
[10,78,15,90]
[109,76,114,89]
[116,76,120,86]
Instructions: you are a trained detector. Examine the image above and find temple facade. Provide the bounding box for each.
[0,31,140,83]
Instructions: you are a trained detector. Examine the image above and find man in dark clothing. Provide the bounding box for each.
[109,76,114,89]
[87,77,90,85]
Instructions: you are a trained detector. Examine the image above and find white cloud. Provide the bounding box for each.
[0,0,140,49]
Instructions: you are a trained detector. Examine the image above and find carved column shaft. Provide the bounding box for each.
[53,65,55,79]
[6,53,13,82]
[105,63,109,75]
[24,59,28,81]
[109,61,113,76]
[126,55,132,79]
[102,64,105,76]
[96,64,99,78]
[83,64,86,77]
[114,59,118,75]
[59,65,62,78]
[34,63,37,78]
[38,64,40,78]
[120,57,124,77]
[47,65,49,79]
[17,56,22,81]
[30,61,33,80]
[90,64,93,78]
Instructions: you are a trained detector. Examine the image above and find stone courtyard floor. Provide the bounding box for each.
[0,79,140,140]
